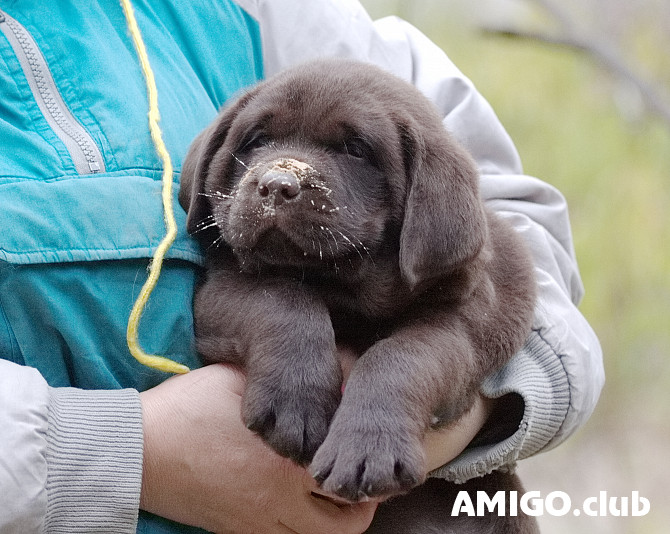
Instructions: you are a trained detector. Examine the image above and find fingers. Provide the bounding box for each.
[276,478,376,534]
[272,499,375,534]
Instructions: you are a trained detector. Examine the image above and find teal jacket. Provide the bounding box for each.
[0,1,262,392]
[0,1,603,533]
[1,1,261,532]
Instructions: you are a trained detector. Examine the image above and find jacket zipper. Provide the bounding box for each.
[0,9,105,174]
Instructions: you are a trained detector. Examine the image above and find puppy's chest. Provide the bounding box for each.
[311,271,412,345]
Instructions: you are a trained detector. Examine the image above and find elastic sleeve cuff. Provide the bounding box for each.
[430,330,570,483]
[44,387,143,533]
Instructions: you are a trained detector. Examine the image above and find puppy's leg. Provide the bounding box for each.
[310,312,487,501]
[194,266,341,464]
[365,472,540,534]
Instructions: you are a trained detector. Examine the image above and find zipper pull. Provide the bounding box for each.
[0,12,6,24]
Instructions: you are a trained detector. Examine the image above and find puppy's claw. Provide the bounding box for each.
[242,377,339,465]
[311,428,425,502]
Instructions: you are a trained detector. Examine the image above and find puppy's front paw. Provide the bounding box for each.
[309,415,425,502]
[242,376,340,465]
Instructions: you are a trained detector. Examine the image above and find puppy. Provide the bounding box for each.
[179,59,538,533]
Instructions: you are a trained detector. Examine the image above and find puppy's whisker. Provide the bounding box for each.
[334,228,368,252]
[198,191,233,200]
[192,215,221,235]
[319,226,338,258]
[207,234,226,251]
[193,214,215,226]
[336,229,374,265]
[323,227,342,255]
[193,221,220,235]
[333,229,366,262]
[230,152,249,170]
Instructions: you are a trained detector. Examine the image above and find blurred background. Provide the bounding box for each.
[360,0,669,532]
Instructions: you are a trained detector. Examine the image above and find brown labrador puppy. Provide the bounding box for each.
[179,59,539,533]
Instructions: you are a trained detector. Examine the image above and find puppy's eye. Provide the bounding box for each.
[239,133,269,153]
[343,137,370,160]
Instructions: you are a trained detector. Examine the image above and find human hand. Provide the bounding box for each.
[139,364,376,534]
[423,394,494,472]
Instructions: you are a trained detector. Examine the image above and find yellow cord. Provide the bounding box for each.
[121,0,190,374]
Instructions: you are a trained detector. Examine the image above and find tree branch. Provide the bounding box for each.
[482,0,670,129]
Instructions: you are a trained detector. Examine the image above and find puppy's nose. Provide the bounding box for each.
[257,170,301,200]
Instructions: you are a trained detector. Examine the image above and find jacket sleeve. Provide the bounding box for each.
[0,359,143,533]
[238,0,605,481]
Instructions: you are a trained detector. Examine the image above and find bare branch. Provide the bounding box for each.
[482,0,670,129]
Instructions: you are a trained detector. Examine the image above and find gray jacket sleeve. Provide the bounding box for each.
[0,359,143,534]
[239,0,605,481]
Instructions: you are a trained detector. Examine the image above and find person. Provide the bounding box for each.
[0,1,604,533]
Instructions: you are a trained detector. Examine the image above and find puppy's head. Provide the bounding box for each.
[180,59,486,289]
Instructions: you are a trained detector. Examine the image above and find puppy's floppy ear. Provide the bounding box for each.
[399,121,488,291]
[178,125,216,236]
[178,91,253,238]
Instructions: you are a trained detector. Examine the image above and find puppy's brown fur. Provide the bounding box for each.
[180,59,539,532]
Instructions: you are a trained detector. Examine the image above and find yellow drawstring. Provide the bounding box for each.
[121,0,190,374]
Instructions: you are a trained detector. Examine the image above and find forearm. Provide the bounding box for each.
[45,386,143,532]
[1,361,48,534]
[0,359,143,534]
